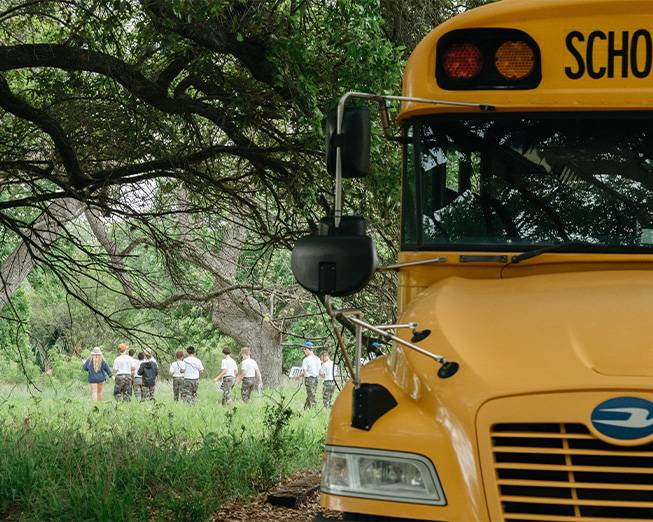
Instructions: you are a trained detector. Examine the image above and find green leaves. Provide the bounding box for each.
[0,0,490,382]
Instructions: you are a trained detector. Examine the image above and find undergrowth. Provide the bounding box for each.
[0,382,328,521]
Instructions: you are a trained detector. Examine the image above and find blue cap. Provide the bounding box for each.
[370,341,382,348]
[303,341,314,348]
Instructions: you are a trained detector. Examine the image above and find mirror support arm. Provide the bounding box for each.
[336,311,460,379]
[324,296,357,384]
[324,296,459,381]
[374,323,417,331]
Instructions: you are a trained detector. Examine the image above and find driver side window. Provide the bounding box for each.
[420,129,482,242]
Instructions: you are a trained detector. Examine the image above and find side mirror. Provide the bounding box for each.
[326,107,371,178]
[291,216,377,297]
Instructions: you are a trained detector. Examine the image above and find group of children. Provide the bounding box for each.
[213,346,263,404]
[82,343,205,403]
[112,344,162,401]
[296,341,337,409]
[82,341,340,408]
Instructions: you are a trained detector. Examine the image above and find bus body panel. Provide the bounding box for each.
[321,358,489,522]
[400,0,653,118]
[322,0,653,520]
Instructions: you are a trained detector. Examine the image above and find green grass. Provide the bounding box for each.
[0,379,329,521]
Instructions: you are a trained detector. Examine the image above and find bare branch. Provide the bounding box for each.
[0,74,86,186]
[0,198,84,308]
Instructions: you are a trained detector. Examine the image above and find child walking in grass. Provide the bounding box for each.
[214,347,238,405]
[128,348,136,395]
[182,346,204,403]
[137,349,158,401]
[298,341,321,409]
[112,343,133,402]
[132,352,145,400]
[82,347,112,401]
[319,351,337,407]
[169,351,185,401]
[236,347,262,403]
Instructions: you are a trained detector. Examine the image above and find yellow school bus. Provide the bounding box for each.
[300,1,653,521]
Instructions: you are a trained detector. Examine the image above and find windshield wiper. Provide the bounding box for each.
[510,241,604,265]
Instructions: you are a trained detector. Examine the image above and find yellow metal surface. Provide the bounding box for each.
[322,257,653,520]
[400,0,653,118]
[321,358,489,521]
[322,0,653,520]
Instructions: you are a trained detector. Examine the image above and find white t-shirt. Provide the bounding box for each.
[113,354,133,375]
[183,356,204,379]
[241,358,260,378]
[169,360,185,378]
[321,360,336,381]
[132,359,142,375]
[221,356,238,377]
[302,354,321,378]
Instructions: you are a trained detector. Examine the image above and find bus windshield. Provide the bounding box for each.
[402,113,653,252]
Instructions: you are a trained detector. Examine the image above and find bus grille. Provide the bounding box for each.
[491,423,653,521]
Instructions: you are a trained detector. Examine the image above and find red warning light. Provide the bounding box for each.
[442,43,483,80]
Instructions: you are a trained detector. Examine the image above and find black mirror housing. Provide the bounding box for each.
[326,107,371,178]
[352,383,398,431]
[291,216,377,297]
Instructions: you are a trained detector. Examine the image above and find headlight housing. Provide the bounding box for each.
[321,445,446,505]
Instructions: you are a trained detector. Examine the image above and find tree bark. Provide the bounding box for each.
[211,295,283,388]
[0,198,84,308]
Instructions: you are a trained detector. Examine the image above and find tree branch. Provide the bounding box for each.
[141,0,288,98]
[0,198,84,308]
[0,74,86,186]
[0,44,225,125]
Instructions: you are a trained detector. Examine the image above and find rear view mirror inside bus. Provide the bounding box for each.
[291,216,377,296]
[326,107,371,178]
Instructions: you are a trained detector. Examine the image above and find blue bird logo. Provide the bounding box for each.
[591,397,653,441]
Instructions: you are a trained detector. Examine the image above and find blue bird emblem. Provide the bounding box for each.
[591,397,653,441]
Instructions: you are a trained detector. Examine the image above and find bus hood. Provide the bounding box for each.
[400,270,653,387]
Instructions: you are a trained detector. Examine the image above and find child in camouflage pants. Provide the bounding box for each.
[132,352,144,400]
[299,342,321,409]
[214,347,238,405]
[112,343,133,402]
[169,351,185,401]
[181,346,204,403]
[319,351,337,407]
[137,350,158,401]
[237,347,262,403]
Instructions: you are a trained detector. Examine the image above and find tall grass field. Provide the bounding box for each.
[0,379,330,521]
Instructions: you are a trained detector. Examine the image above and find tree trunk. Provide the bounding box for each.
[211,293,283,388]
[0,198,83,308]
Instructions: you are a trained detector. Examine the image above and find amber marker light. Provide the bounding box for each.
[495,40,535,80]
[443,43,483,80]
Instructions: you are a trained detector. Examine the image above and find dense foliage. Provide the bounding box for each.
[0,0,406,383]
[0,0,492,381]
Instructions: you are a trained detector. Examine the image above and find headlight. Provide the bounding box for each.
[321,445,446,505]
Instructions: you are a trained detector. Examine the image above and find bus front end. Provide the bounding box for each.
[308,1,653,521]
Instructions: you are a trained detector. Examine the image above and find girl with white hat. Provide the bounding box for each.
[82,347,113,401]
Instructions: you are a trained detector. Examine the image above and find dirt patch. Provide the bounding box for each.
[211,471,342,522]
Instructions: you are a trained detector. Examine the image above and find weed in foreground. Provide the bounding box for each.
[0,382,329,521]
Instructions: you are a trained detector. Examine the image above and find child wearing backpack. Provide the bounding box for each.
[137,349,158,401]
